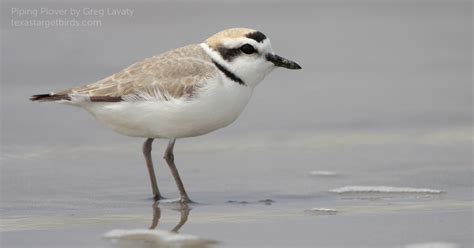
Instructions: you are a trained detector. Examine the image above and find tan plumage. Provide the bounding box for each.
[205,28,256,49]
[56,44,217,101]
[31,28,261,103]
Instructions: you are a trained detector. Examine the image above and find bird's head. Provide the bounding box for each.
[201,28,301,88]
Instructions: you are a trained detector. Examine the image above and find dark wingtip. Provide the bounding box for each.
[30,93,71,102]
[30,94,52,101]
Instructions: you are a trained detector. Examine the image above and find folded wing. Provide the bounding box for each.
[31,44,217,102]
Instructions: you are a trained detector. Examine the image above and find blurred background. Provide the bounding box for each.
[1,1,472,247]
[2,0,471,146]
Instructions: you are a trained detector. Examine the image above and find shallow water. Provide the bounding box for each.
[1,1,472,247]
[2,128,472,247]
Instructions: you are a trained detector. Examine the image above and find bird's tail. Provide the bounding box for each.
[30,93,71,102]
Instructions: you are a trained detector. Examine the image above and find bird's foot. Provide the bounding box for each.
[179,195,196,204]
[152,194,166,202]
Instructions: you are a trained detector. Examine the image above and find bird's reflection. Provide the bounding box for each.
[149,201,190,232]
[103,201,218,248]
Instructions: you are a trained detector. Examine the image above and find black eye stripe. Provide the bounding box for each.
[217,47,240,61]
[216,45,258,61]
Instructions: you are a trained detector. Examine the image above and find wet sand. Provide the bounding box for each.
[2,128,472,247]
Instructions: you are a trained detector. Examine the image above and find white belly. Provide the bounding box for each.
[81,81,253,138]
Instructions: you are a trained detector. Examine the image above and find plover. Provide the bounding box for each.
[31,28,301,203]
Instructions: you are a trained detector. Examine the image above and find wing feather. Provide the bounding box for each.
[57,44,216,102]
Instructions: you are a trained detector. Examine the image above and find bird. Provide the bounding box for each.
[30,28,301,203]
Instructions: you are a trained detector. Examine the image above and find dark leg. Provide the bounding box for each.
[163,139,192,203]
[143,138,162,201]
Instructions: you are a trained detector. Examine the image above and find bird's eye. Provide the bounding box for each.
[240,44,256,54]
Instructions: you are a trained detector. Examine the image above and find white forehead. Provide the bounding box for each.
[221,37,273,52]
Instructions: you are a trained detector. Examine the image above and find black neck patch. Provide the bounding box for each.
[246,31,267,43]
[212,59,246,86]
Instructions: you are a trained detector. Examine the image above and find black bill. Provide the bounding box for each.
[266,53,302,70]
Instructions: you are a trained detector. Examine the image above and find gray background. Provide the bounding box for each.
[1,1,472,248]
[2,1,471,146]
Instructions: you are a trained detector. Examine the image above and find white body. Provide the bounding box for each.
[81,74,253,138]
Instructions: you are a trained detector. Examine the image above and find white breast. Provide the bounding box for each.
[81,76,253,139]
